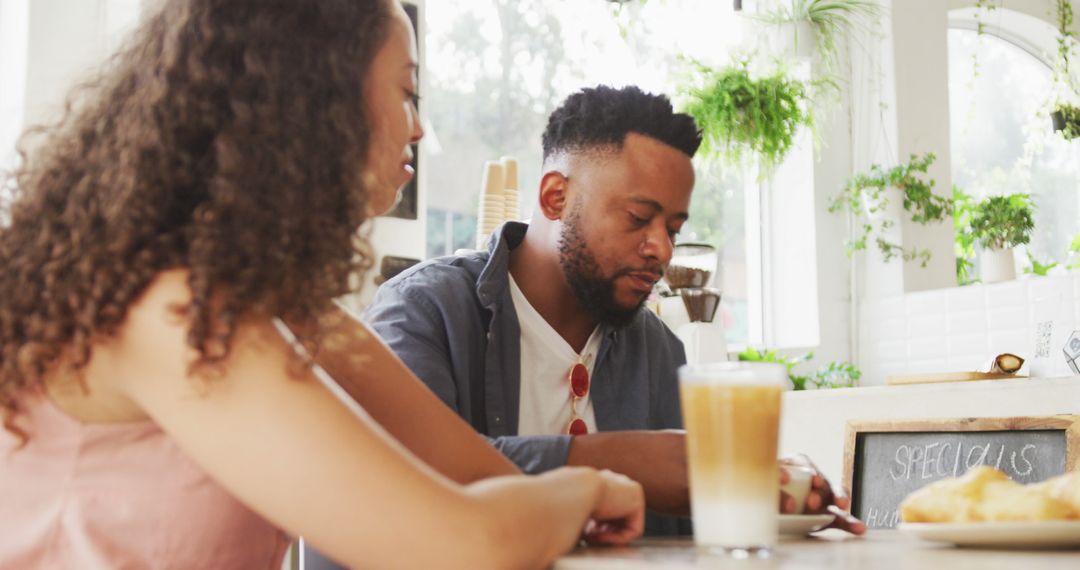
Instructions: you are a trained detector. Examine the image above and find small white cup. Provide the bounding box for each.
[781,466,814,514]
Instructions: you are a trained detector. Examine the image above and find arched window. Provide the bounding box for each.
[948,23,1080,273]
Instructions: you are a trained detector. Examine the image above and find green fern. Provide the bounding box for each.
[681,62,811,172]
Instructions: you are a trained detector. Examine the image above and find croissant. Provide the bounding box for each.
[900,466,1076,523]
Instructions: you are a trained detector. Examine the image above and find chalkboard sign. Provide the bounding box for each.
[842,417,1080,529]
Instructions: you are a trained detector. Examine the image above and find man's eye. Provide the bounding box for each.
[668,229,680,241]
[629,213,648,226]
[405,89,420,107]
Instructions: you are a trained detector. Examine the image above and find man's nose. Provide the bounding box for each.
[640,223,673,264]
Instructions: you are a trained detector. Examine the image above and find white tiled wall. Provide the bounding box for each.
[858,274,1080,385]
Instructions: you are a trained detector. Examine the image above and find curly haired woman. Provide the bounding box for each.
[0,1,644,568]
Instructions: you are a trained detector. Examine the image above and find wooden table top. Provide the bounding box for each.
[555,529,1080,569]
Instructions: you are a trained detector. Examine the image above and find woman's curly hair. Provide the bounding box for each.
[0,0,394,438]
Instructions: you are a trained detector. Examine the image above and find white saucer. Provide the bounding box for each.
[898,521,1080,549]
[779,514,833,536]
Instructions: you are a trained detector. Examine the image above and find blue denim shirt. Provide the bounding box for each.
[364,221,690,534]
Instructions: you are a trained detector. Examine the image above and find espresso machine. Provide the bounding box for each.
[659,243,728,365]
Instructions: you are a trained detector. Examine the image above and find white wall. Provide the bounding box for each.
[859,273,1080,385]
[808,74,855,366]
[0,0,29,171]
[22,0,137,131]
[890,0,957,293]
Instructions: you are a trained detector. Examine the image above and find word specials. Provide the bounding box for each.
[890,441,1038,482]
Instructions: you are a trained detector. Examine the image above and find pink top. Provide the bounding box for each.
[0,392,289,569]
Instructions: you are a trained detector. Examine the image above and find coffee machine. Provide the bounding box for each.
[659,243,728,365]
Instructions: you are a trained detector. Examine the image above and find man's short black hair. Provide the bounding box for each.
[541,85,702,161]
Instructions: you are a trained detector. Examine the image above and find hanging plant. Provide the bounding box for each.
[755,0,880,126]
[1056,0,1075,79]
[1051,103,1080,139]
[757,0,882,78]
[971,0,1001,79]
[828,153,952,267]
[1051,0,1080,136]
[681,61,811,172]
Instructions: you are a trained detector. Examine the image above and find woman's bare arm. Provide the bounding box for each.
[95,271,641,568]
[291,302,520,483]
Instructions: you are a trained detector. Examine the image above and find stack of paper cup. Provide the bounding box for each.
[476,160,505,250]
[501,156,520,222]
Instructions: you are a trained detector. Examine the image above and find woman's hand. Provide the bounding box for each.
[582,470,645,546]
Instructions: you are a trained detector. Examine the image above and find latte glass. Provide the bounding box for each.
[679,361,786,557]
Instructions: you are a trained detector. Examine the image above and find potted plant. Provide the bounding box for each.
[828,153,952,267]
[737,348,860,390]
[810,361,861,389]
[953,184,978,285]
[1024,252,1058,277]
[681,61,811,172]
[756,0,881,75]
[1069,233,1080,270]
[968,193,1035,283]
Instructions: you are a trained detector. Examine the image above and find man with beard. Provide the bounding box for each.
[364,85,863,537]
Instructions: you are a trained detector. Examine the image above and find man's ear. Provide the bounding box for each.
[538,171,570,221]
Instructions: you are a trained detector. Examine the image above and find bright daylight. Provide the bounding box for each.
[1,1,1079,569]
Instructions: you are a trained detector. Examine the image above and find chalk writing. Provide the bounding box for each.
[864,507,900,529]
[889,441,1039,481]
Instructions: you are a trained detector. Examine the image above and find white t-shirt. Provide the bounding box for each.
[509,274,602,436]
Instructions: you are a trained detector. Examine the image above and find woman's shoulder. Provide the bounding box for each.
[41,270,197,423]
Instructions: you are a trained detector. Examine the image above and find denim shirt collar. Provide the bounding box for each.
[448,222,678,438]
[475,222,525,309]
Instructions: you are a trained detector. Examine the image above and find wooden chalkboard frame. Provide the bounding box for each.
[842,415,1080,512]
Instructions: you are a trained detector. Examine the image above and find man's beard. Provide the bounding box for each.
[557,208,655,329]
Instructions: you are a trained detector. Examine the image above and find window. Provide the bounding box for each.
[1,0,142,176]
[422,0,777,345]
[0,0,29,175]
[948,27,1080,270]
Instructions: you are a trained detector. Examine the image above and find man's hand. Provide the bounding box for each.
[780,454,866,535]
[566,430,689,517]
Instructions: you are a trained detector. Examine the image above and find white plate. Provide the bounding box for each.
[779,514,833,536]
[898,521,1080,549]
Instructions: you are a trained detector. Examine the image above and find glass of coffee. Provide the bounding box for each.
[679,361,787,558]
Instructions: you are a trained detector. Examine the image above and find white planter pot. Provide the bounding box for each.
[768,21,816,60]
[980,248,1016,284]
